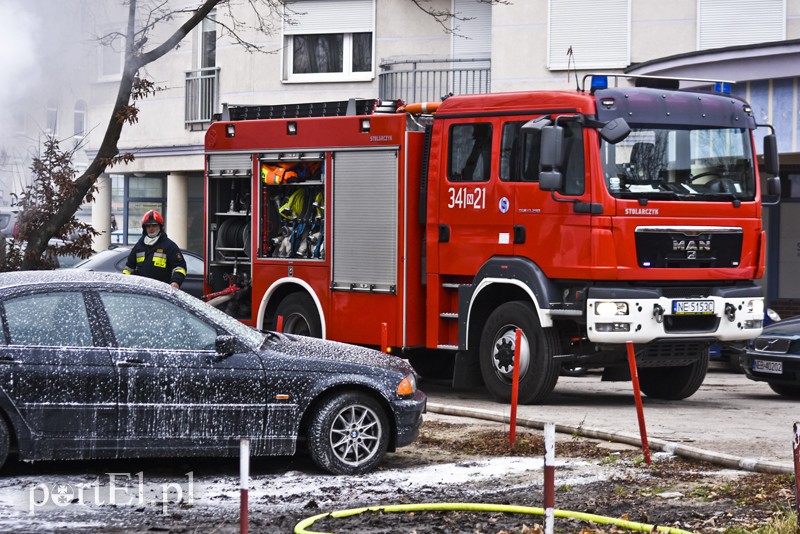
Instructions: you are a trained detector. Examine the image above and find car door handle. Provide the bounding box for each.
[116,358,147,367]
[0,355,16,365]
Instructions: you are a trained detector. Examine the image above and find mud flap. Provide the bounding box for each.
[452,350,484,389]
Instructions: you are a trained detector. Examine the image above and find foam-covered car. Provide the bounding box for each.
[0,271,425,474]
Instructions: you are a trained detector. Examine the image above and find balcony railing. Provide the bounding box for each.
[378,57,490,104]
[185,67,220,127]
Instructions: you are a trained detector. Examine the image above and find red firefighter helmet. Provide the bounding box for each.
[141,210,164,229]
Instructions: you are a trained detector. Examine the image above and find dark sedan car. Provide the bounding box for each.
[73,246,204,299]
[0,271,425,475]
[742,316,800,397]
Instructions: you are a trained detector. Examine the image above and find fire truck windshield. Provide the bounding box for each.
[600,126,756,201]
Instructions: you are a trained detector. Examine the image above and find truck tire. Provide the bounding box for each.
[479,301,560,405]
[274,293,322,338]
[637,348,709,400]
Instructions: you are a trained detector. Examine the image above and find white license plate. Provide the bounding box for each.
[754,359,783,374]
[672,300,715,315]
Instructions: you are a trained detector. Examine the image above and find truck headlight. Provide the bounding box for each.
[747,299,764,316]
[595,302,629,316]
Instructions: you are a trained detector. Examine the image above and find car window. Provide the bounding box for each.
[184,253,202,275]
[98,292,217,351]
[56,254,83,269]
[2,291,93,347]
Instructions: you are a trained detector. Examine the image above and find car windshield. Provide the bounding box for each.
[172,289,267,351]
[73,248,123,268]
[600,127,756,201]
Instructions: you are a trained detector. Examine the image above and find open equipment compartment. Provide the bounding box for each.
[258,151,325,261]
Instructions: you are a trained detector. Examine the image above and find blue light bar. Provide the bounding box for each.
[714,82,731,94]
[591,75,609,91]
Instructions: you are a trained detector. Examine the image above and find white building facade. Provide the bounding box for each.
[3,0,800,313]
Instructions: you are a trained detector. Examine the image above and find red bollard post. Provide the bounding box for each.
[509,328,522,447]
[543,422,555,534]
[381,322,388,353]
[793,422,800,526]
[240,438,250,534]
[276,315,284,332]
[626,341,651,465]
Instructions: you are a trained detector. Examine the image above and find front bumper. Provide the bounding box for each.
[742,350,800,386]
[586,286,763,344]
[392,390,426,449]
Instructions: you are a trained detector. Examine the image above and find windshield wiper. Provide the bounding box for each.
[617,190,680,200]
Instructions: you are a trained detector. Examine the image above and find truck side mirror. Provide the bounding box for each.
[763,134,779,176]
[766,176,781,197]
[598,118,631,144]
[540,125,564,168]
[539,171,564,191]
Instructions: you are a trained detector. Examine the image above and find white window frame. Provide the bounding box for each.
[282,0,375,83]
[547,0,630,71]
[46,99,59,136]
[98,26,125,82]
[73,100,87,140]
[198,10,217,69]
[697,0,786,51]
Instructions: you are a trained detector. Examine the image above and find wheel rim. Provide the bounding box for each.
[329,403,382,466]
[490,324,530,384]
[283,312,311,335]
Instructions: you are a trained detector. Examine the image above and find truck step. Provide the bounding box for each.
[548,308,583,317]
[437,344,459,351]
[442,282,467,289]
[440,312,458,319]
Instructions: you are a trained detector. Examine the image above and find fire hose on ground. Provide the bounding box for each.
[293,502,694,534]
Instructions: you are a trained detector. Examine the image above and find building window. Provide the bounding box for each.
[548,0,630,70]
[698,0,785,50]
[73,100,87,139]
[283,0,374,82]
[46,99,59,135]
[99,28,124,80]
[201,11,217,69]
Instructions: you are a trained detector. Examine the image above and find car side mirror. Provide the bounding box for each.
[215,335,237,357]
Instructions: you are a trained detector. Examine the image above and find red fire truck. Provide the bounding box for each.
[203,74,780,404]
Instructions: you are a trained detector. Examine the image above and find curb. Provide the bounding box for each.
[427,402,792,475]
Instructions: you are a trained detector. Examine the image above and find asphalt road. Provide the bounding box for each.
[422,366,797,471]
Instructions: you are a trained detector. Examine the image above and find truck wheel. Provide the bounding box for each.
[479,301,560,405]
[274,293,321,337]
[306,392,389,475]
[637,348,709,400]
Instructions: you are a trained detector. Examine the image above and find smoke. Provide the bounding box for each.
[0,0,41,106]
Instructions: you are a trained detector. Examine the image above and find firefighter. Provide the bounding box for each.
[122,210,187,289]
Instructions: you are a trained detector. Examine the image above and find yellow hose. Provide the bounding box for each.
[294,502,695,534]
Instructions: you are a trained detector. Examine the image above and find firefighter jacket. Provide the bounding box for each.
[123,232,187,287]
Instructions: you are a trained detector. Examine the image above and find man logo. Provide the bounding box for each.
[672,239,711,259]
